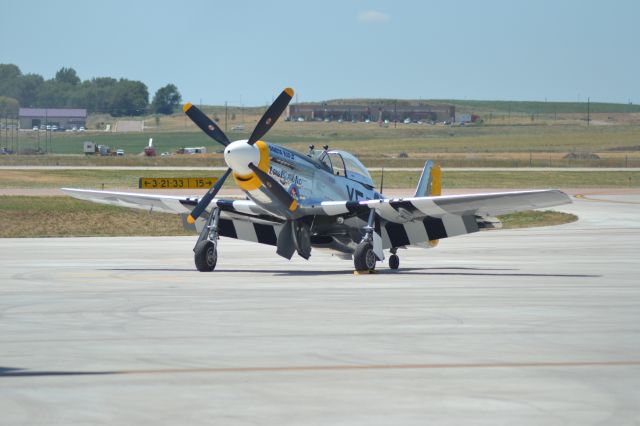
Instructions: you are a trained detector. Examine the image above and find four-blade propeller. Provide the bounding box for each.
[183,88,295,224]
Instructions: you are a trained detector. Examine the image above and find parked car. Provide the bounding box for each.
[116,149,125,156]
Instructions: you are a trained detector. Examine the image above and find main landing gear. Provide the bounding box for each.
[354,241,377,271]
[354,209,402,272]
[194,207,220,272]
[353,243,400,272]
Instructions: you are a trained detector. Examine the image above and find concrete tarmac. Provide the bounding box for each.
[1,192,639,425]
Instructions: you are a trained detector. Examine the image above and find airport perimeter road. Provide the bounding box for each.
[1,193,639,425]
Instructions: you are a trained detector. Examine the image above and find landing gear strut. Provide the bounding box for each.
[354,209,382,272]
[194,207,220,272]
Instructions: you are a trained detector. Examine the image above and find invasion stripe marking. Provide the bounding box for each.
[218,219,237,239]
[403,220,430,245]
[463,215,480,233]
[442,215,467,237]
[424,216,447,240]
[233,221,258,242]
[390,200,421,216]
[385,222,410,247]
[254,223,278,246]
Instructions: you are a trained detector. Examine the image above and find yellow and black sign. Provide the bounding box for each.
[138,177,218,189]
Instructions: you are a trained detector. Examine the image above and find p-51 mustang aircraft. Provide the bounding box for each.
[63,88,571,272]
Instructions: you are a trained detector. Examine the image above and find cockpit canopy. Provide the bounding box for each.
[317,150,373,187]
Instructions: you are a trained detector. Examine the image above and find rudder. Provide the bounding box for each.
[414,160,441,197]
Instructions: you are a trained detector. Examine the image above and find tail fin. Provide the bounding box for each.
[415,160,442,247]
[414,160,441,197]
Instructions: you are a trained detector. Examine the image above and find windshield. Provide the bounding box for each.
[328,150,373,186]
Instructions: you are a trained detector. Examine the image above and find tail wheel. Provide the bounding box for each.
[354,242,377,272]
[389,254,399,270]
[194,241,217,272]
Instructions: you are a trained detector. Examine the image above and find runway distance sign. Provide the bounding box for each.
[138,177,219,189]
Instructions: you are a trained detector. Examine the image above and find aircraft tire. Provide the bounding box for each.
[194,241,217,272]
[389,254,399,270]
[354,242,376,271]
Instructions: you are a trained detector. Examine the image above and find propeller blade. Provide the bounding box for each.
[186,168,232,224]
[183,102,231,147]
[247,88,294,146]
[247,162,298,212]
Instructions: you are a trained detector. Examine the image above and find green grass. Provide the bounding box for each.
[498,210,578,229]
[0,196,191,237]
[4,120,639,159]
[0,169,236,189]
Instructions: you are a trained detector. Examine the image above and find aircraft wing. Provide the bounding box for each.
[310,189,570,219]
[61,187,277,216]
[370,189,571,219]
[61,188,285,246]
[305,189,571,248]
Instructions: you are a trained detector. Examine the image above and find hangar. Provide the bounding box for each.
[288,102,455,122]
[19,107,87,130]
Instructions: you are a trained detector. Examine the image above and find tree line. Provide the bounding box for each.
[0,64,181,117]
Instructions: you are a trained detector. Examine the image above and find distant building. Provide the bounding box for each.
[288,102,455,123]
[18,108,87,130]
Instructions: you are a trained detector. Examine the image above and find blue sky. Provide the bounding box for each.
[2,0,638,105]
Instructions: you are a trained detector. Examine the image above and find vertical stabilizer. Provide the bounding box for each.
[414,160,441,197]
[414,160,442,247]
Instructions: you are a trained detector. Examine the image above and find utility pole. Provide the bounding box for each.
[15,113,19,154]
[10,116,14,152]
[224,101,228,132]
[587,97,590,127]
[394,100,397,128]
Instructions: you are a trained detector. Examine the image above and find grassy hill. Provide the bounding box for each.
[436,99,640,115]
[321,98,640,115]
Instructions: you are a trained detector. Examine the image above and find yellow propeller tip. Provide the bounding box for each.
[187,214,195,224]
[288,199,298,211]
[182,102,193,113]
[284,88,294,97]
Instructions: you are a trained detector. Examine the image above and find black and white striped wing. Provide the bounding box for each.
[61,188,284,247]
[306,189,571,248]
